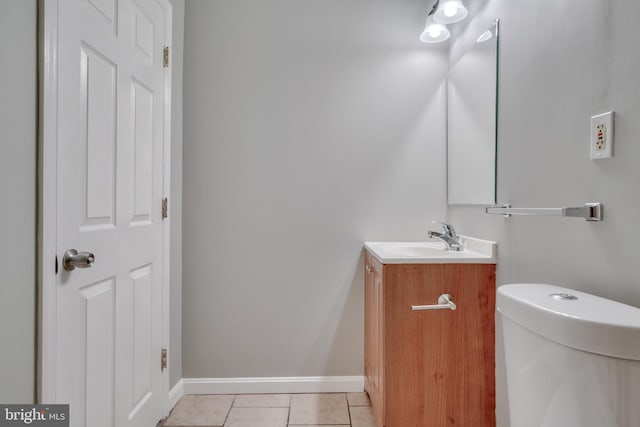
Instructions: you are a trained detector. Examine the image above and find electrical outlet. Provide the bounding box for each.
[590,111,614,160]
[595,123,605,150]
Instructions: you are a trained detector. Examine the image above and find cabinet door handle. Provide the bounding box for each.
[366,265,372,274]
[411,294,457,311]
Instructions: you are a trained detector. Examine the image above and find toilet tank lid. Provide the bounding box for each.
[497,284,640,360]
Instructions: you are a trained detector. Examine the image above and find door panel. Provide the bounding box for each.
[131,80,154,224]
[383,263,495,426]
[80,45,117,229]
[133,6,155,62]
[86,0,117,28]
[131,264,152,405]
[81,278,115,427]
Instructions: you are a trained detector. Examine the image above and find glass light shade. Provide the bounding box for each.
[420,15,450,43]
[433,0,468,24]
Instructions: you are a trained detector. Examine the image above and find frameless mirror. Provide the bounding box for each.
[447,20,499,205]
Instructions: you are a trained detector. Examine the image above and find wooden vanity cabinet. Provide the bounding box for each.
[364,251,496,427]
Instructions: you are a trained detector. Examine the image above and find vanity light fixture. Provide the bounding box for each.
[420,15,451,43]
[420,0,468,44]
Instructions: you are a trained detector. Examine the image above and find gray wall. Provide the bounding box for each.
[182,0,448,378]
[169,0,185,390]
[447,1,640,426]
[0,0,37,403]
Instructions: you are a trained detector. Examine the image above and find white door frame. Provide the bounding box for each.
[38,0,173,416]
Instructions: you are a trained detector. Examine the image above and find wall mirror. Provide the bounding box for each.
[447,19,499,205]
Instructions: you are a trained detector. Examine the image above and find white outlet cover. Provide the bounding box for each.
[590,111,614,160]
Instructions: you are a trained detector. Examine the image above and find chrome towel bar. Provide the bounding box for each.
[412,294,457,311]
[485,202,603,222]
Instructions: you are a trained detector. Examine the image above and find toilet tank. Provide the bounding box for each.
[497,284,640,427]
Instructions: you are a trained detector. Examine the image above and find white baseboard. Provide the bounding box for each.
[182,376,365,395]
[168,379,184,410]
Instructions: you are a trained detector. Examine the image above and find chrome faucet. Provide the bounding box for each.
[427,221,463,251]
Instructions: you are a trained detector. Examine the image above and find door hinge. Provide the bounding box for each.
[163,46,169,68]
[161,348,167,371]
[162,197,168,219]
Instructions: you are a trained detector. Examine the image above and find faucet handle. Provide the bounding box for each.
[431,221,457,238]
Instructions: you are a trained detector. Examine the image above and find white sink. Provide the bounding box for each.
[382,244,452,258]
[364,236,496,264]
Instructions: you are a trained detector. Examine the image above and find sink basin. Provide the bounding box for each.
[383,243,452,258]
[364,236,496,264]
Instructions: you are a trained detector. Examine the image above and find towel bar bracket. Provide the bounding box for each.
[485,202,603,222]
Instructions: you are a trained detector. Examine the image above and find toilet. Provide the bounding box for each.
[497,284,640,427]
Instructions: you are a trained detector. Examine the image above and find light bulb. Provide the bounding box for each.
[428,26,442,38]
[420,15,450,43]
[433,0,468,24]
[444,6,458,17]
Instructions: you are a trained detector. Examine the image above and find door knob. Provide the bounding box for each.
[63,249,95,271]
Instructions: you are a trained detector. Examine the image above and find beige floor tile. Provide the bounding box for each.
[233,394,291,408]
[350,406,376,427]
[288,393,350,425]
[224,407,289,427]
[163,394,234,426]
[346,392,371,407]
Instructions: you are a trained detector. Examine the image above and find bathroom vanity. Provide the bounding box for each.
[364,240,496,427]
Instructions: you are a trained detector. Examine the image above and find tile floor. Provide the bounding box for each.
[162,392,376,427]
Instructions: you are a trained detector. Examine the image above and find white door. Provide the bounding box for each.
[42,0,171,426]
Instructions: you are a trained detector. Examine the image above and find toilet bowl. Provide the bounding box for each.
[497,284,640,427]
